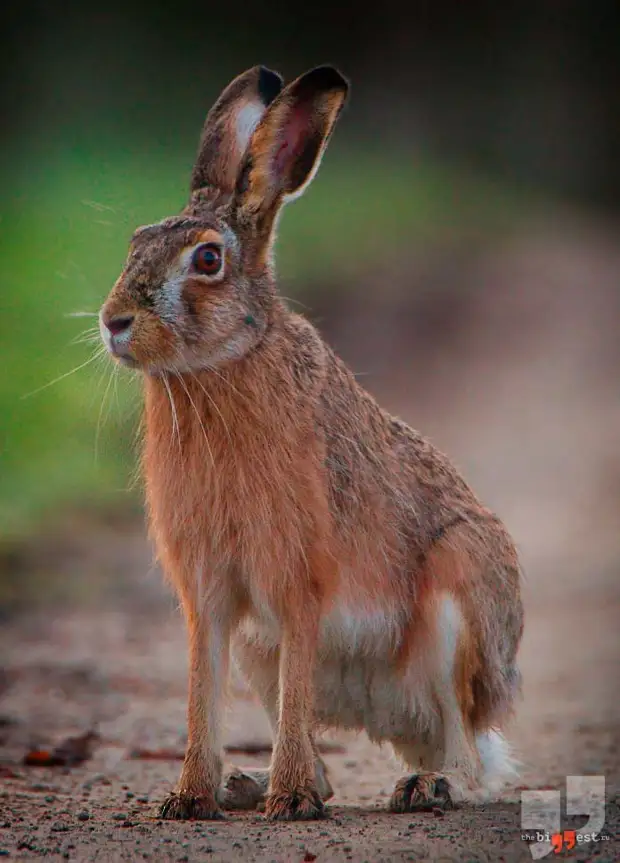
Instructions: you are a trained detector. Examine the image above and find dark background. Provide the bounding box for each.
[3,1,620,207]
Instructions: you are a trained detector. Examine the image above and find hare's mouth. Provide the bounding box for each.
[102,337,139,369]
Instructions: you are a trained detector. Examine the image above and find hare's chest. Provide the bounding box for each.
[146,442,302,581]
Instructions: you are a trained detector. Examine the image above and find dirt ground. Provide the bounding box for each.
[0,512,618,863]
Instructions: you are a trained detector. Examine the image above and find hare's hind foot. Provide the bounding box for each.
[388,773,454,813]
[264,786,325,821]
[219,768,269,810]
[220,758,334,811]
[159,791,224,820]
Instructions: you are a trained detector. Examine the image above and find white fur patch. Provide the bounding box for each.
[158,268,185,326]
[437,595,462,677]
[99,314,113,352]
[159,243,227,329]
[476,729,520,794]
[320,605,403,658]
[235,102,264,154]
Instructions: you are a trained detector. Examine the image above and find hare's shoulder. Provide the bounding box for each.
[314,345,481,511]
[280,311,477,509]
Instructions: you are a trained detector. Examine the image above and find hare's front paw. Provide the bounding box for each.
[388,773,454,813]
[159,791,224,820]
[264,787,325,821]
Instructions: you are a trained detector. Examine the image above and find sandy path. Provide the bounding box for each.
[0,535,618,862]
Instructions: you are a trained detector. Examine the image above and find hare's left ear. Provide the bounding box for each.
[190,66,283,195]
[232,66,348,219]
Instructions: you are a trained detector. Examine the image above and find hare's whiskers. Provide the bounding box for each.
[188,372,233,446]
[205,365,253,410]
[280,295,311,310]
[112,363,122,415]
[173,367,216,475]
[94,366,116,465]
[21,347,108,399]
[69,327,101,347]
[64,311,99,318]
[161,372,181,451]
[80,199,118,214]
[89,353,115,414]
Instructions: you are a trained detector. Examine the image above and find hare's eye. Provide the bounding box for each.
[192,243,222,276]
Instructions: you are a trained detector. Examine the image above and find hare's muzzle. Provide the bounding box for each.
[99,311,138,367]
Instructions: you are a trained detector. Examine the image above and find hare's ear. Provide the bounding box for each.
[190,66,283,195]
[232,65,348,219]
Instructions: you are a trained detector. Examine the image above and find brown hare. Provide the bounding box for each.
[99,64,524,821]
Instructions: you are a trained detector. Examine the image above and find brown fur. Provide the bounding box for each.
[99,65,524,820]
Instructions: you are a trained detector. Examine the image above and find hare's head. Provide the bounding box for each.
[99,65,348,374]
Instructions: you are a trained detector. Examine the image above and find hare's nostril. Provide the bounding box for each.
[105,314,134,336]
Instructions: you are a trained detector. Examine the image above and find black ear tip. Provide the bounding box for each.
[306,65,349,94]
[257,67,284,106]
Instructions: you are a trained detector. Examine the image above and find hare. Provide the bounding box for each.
[99,64,524,821]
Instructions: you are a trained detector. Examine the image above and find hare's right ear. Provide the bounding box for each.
[231,66,348,223]
[190,66,283,195]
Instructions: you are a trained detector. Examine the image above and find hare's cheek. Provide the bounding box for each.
[131,315,179,364]
[182,285,234,338]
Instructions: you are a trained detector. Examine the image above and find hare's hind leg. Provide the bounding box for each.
[389,594,482,812]
[221,634,333,810]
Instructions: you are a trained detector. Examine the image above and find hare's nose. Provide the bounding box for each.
[104,313,134,336]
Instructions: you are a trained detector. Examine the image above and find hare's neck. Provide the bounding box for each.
[142,361,272,460]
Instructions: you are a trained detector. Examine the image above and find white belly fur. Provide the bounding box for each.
[236,596,452,743]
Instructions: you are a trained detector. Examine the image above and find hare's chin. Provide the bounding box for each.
[114,354,140,369]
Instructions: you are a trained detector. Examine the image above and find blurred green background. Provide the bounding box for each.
[1,1,619,603]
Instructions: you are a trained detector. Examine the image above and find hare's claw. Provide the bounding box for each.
[264,787,325,821]
[159,791,224,820]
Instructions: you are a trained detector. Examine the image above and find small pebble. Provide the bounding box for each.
[77,811,90,822]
